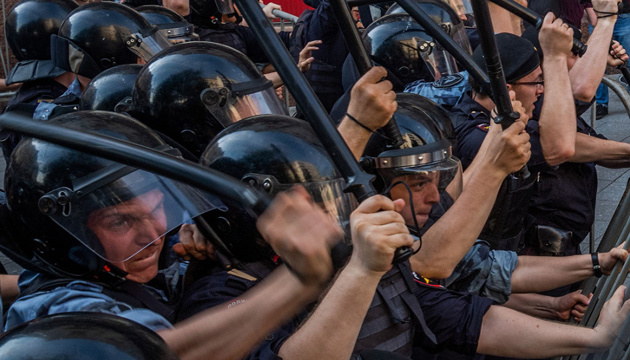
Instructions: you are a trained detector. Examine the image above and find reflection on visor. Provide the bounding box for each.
[202,84,288,128]
[42,169,224,264]
[125,28,172,61]
[301,179,358,238]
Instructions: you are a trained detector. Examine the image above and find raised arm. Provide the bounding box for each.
[277,195,413,360]
[537,13,577,166]
[159,187,341,360]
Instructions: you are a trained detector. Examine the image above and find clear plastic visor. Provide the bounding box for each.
[430,24,471,77]
[301,179,358,237]
[43,169,223,263]
[126,29,172,62]
[379,157,462,200]
[203,86,289,128]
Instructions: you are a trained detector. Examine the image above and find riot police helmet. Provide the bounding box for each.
[131,41,288,157]
[137,5,199,44]
[363,14,439,85]
[0,312,178,359]
[362,93,462,210]
[4,0,77,84]
[189,0,237,27]
[200,115,357,262]
[50,2,171,79]
[80,64,143,112]
[386,0,472,55]
[4,111,221,284]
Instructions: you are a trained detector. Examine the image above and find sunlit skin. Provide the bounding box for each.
[388,173,441,228]
[86,189,167,283]
[508,67,544,118]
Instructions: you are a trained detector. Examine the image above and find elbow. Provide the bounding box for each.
[411,258,454,280]
[544,146,575,166]
[572,85,596,103]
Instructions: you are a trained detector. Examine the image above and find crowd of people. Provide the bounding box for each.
[0,0,629,359]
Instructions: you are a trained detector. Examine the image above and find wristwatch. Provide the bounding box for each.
[591,252,603,278]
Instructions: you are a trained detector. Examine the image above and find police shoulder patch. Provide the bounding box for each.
[476,123,490,132]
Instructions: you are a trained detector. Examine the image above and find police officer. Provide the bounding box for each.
[1,0,78,161]
[2,110,341,359]
[34,2,171,121]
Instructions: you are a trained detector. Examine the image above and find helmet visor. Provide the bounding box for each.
[301,178,358,238]
[214,0,235,14]
[42,168,223,264]
[126,28,172,62]
[202,82,289,128]
[428,23,471,77]
[379,157,463,200]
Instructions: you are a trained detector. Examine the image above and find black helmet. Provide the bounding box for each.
[80,64,143,112]
[200,115,356,262]
[50,2,171,79]
[190,0,236,27]
[4,0,77,84]
[0,312,178,359]
[4,111,220,284]
[363,14,438,85]
[137,5,199,44]
[362,93,462,206]
[397,93,455,145]
[131,42,288,157]
[386,0,472,55]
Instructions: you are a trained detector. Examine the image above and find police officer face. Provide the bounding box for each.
[508,67,544,119]
[87,189,167,283]
[389,172,441,227]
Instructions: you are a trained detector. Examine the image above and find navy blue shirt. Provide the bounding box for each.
[179,261,492,359]
[527,96,605,243]
[451,92,547,250]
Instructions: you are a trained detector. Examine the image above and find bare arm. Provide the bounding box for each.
[566,132,630,167]
[537,13,577,166]
[478,286,630,358]
[160,267,320,360]
[569,0,618,102]
[412,115,531,279]
[511,248,627,293]
[337,66,397,160]
[263,72,284,88]
[503,292,589,321]
[0,274,19,308]
[278,196,414,360]
[161,187,340,360]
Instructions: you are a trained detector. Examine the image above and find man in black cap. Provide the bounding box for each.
[452,13,576,253]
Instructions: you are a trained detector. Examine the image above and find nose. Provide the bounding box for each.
[422,183,441,205]
[135,217,163,246]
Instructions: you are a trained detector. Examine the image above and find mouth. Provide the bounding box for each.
[131,237,163,262]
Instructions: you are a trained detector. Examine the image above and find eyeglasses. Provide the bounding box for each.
[512,80,544,88]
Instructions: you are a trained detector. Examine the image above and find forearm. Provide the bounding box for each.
[478,305,607,357]
[338,117,374,161]
[570,17,616,101]
[0,274,18,308]
[511,254,593,293]
[263,72,284,88]
[502,293,565,320]
[160,267,321,360]
[278,263,383,360]
[411,160,505,279]
[539,56,576,166]
[570,133,630,165]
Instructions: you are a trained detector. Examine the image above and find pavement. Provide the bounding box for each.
[583,75,630,255]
